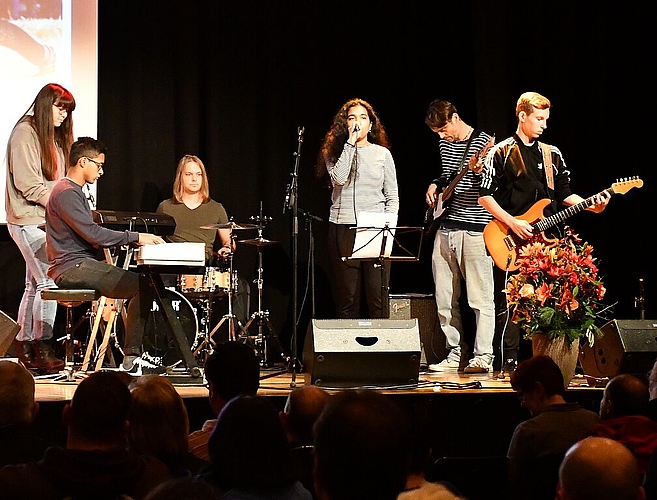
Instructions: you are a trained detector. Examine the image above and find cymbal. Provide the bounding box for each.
[238,237,280,247]
[199,222,258,230]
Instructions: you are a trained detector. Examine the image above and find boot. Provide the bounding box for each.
[34,340,65,374]
[13,340,39,370]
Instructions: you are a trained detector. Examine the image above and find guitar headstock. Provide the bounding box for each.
[468,135,495,174]
[610,176,644,195]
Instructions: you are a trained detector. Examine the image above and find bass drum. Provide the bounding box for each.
[142,289,198,368]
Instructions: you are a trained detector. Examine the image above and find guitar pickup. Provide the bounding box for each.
[503,236,516,251]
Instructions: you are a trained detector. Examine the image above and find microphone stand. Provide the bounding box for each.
[284,126,304,387]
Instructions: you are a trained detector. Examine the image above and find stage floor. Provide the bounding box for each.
[33,365,603,402]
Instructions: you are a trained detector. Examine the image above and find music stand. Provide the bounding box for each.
[345,212,424,317]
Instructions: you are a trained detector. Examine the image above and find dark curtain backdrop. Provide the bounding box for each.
[1,1,652,357]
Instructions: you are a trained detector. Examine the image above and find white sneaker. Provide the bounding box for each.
[429,358,460,372]
[464,357,493,374]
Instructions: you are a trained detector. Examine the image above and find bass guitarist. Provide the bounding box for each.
[478,91,610,377]
[423,99,496,374]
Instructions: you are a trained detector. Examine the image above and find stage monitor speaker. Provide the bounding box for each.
[579,319,657,378]
[303,318,421,388]
[0,310,20,357]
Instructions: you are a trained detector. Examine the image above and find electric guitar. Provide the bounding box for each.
[424,135,495,235]
[483,177,643,271]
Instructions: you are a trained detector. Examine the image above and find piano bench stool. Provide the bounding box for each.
[41,288,101,381]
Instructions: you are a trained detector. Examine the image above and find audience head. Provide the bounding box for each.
[144,476,221,500]
[127,374,191,465]
[204,341,260,415]
[207,394,296,492]
[511,355,565,415]
[649,356,657,401]
[313,388,411,500]
[0,359,39,427]
[63,371,130,447]
[280,385,331,445]
[557,436,644,500]
[600,373,649,419]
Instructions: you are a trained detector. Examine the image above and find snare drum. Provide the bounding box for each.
[178,267,230,294]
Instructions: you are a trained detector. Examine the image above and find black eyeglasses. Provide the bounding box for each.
[84,157,104,169]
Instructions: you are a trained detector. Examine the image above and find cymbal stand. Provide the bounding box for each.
[242,203,286,367]
[242,236,283,367]
[207,243,247,342]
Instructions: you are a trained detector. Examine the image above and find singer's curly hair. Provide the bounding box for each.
[315,98,390,187]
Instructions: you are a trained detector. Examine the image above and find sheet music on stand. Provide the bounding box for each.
[348,211,424,262]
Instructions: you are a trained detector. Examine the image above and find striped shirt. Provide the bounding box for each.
[327,142,399,225]
[434,130,493,231]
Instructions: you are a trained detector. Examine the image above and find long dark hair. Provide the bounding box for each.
[315,98,390,186]
[16,83,76,181]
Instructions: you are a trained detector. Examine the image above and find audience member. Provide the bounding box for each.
[188,341,260,461]
[0,371,170,499]
[647,356,657,422]
[0,359,55,466]
[279,385,332,498]
[128,374,207,476]
[583,373,657,476]
[144,476,221,500]
[557,436,645,500]
[398,403,465,500]
[199,394,312,499]
[507,355,600,500]
[313,388,411,500]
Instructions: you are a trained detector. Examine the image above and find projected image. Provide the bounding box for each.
[1,0,96,223]
[0,0,61,76]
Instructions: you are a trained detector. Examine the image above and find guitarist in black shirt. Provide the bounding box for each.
[478,92,610,377]
[423,99,497,374]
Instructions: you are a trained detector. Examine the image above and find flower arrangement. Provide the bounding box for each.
[505,227,610,346]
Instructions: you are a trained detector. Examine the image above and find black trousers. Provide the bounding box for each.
[327,222,390,319]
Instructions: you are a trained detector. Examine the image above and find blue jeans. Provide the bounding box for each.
[432,228,495,364]
[7,223,57,341]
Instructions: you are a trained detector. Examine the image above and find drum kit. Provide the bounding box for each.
[82,211,283,371]
[182,212,282,367]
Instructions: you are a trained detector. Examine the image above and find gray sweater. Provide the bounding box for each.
[45,177,138,280]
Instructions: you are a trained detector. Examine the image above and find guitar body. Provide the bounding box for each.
[483,177,643,271]
[484,199,557,271]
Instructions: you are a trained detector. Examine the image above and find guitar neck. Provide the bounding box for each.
[442,168,470,200]
[533,188,611,233]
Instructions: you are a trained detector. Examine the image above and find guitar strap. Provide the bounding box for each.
[539,141,554,191]
[457,129,480,174]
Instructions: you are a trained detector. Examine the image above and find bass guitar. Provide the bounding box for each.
[483,177,643,271]
[424,135,495,236]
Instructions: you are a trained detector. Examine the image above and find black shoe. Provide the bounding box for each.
[497,359,517,380]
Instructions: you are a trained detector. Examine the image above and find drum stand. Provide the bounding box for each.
[205,251,247,344]
[241,240,285,367]
[192,293,216,364]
